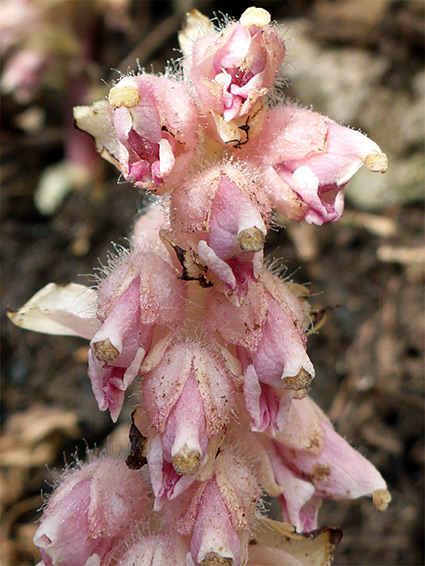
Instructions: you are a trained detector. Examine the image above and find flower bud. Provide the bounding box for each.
[34,456,150,566]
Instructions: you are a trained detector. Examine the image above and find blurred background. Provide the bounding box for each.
[1,1,424,564]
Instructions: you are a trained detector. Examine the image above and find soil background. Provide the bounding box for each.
[1,1,424,565]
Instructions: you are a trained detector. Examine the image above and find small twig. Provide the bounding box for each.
[1,494,42,546]
[112,12,184,78]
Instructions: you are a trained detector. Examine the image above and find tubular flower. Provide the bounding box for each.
[180,7,285,146]
[140,340,235,507]
[75,74,199,194]
[8,243,186,422]
[91,247,186,420]
[208,268,314,433]
[33,456,150,566]
[87,215,186,420]
[256,396,391,531]
[170,164,270,296]
[243,104,388,224]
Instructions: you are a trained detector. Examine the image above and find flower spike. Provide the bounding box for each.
[7,5,391,565]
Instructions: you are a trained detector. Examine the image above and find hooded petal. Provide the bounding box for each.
[243,363,294,434]
[161,371,208,476]
[252,294,315,387]
[88,353,126,422]
[276,397,390,506]
[147,434,197,510]
[245,104,387,225]
[189,480,242,566]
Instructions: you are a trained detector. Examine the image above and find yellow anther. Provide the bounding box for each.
[240,7,271,28]
[109,85,140,109]
[364,152,388,174]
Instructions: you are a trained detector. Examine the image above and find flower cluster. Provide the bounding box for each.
[8,7,390,565]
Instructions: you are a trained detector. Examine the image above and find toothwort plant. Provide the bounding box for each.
[9,7,391,566]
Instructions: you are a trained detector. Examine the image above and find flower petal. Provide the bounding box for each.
[7,283,99,339]
[249,518,342,566]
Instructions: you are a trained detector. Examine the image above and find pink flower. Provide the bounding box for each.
[263,396,391,531]
[180,7,285,145]
[170,449,260,566]
[7,242,186,422]
[239,293,313,433]
[188,480,243,566]
[89,275,152,421]
[244,289,314,387]
[170,164,270,295]
[141,341,235,507]
[75,74,199,194]
[208,268,314,432]
[90,248,186,420]
[34,456,150,566]
[243,105,388,224]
